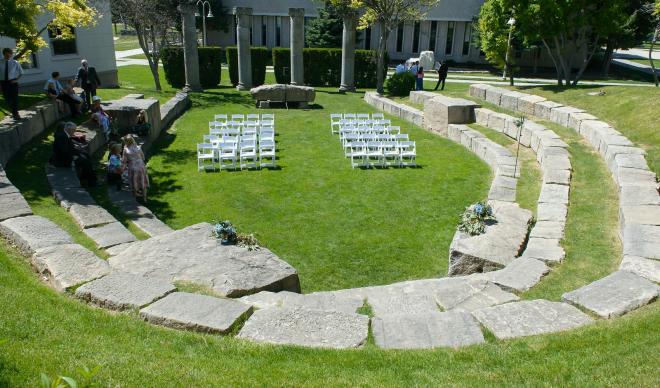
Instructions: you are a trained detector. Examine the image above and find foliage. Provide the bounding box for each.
[161,46,223,88]
[40,364,101,388]
[0,0,98,60]
[458,202,495,236]
[213,221,260,250]
[226,46,269,87]
[385,71,416,96]
[306,1,344,48]
[476,0,520,82]
[195,0,229,33]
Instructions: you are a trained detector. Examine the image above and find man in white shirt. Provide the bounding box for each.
[1,48,23,120]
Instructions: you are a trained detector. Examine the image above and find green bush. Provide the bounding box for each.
[272,48,291,84]
[355,50,388,88]
[226,46,269,87]
[385,71,416,96]
[161,46,223,88]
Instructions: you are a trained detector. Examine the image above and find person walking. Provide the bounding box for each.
[434,60,449,91]
[416,66,424,91]
[75,59,101,108]
[1,48,23,120]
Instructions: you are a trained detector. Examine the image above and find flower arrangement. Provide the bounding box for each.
[212,220,260,251]
[458,202,496,236]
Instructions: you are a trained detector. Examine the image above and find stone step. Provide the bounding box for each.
[240,290,363,314]
[32,244,110,291]
[0,192,32,221]
[619,255,660,283]
[484,257,551,292]
[83,221,138,249]
[75,271,176,311]
[130,215,173,237]
[372,311,485,349]
[562,270,659,318]
[237,307,369,349]
[69,203,117,229]
[140,292,253,334]
[0,173,19,195]
[472,299,593,340]
[0,215,73,255]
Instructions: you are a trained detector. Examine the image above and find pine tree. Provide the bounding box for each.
[305,2,344,48]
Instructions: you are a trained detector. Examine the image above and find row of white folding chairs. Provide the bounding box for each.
[345,141,417,168]
[330,113,384,122]
[210,119,275,129]
[341,133,409,148]
[197,140,276,171]
[204,132,275,145]
[209,126,274,138]
[331,119,391,133]
[213,113,274,124]
[339,125,401,136]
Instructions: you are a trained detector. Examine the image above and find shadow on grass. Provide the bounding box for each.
[190,90,254,108]
[516,84,603,93]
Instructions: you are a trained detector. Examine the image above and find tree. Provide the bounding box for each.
[353,0,439,94]
[649,0,660,86]
[0,0,98,60]
[476,0,522,86]
[306,2,344,48]
[111,0,180,91]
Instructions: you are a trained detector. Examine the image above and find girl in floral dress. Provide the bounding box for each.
[121,135,149,201]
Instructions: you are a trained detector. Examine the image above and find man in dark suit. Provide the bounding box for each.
[51,121,97,186]
[434,61,449,91]
[75,59,101,107]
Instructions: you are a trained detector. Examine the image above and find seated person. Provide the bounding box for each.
[44,72,81,117]
[107,143,123,190]
[132,109,151,137]
[45,81,64,112]
[63,79,83,113]
[50,122,97,187]
[90,96,112,136]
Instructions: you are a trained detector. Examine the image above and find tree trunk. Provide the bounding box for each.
[376,22,388,95]
[572,35,600,86]
[651,27,659,88]
[601,38,614,77]
[542,39,563,85]
[136,27,162,91]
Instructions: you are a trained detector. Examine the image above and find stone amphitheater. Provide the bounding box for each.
[0,84,657,350]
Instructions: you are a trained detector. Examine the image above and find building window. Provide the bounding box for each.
[262,16,267,46]
[276,17,281,46]
[462,22,472,56]
[429,21,437,52]
[445,22,455,55]
[20,53,38,70]
[412,21,420,53]
[396,23,404,52]
[49,26,77,56]
[364,27,371,50]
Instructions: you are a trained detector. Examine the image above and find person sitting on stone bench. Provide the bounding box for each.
[43,72,82,117]
[90,96,112,137]
[50,121,97,187]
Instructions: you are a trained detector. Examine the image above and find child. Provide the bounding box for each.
[91,96,111,136]
[107,143,123,190]
[416,66,424,91]
[132,110,151,137]
[121,135,149,202]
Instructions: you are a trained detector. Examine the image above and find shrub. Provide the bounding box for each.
[161,46,223,88]
[385,71,416,96]
[272,48,291,84]
[355,50,388,88]
[226,46,269,87]
[457,202,496,236]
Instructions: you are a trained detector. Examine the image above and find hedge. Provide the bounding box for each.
[226,46,269,87]
[272,48,387,87]
[161,46,223,88]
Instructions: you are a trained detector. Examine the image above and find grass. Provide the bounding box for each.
[626,58,660,68]
[113,34,141,51]
[0,93,45,121]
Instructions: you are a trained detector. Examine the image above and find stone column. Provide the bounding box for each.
[178,2,202,92]
[289,8,305,85]
[234,7,253,91]
[339,12,357,92]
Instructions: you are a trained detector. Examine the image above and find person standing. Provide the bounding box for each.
[121,134,149,202]
[434,60,449,91]
[75,59,101,107]
[416,66,424,91]
[1,48,23,120]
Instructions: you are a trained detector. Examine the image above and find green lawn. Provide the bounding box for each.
[0,92,44,121]
[113,35,141,51]
[626,58,660,68]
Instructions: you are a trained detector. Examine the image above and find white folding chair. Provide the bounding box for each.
[377,119,391,126]
[261,119,274,127]
[344,113,357,120]
[399,141,417,167]
[388,126,401,135]
[395,133,409,143]
[218,142,238,170]
[343,133,360,154]
[209,121,225,130]
[227,120,243,128]
[241,134,257,143]
[348,141,367,168]
[231,114,245,123]
[239,141,258,170]
[246,114,260,124]
[330,114,342,134]
[222,127,241,137]
[366,141,384,167]
[214,114,228,123]
[258,139,276,168]
[203,134,220,143]
[259,130,275,142]
[243,126,258,136]
[371,112,384,120]
[261,113,274,121]
[210,128,222,136]
[197,143,216,171]
[382,141,400,167]
[357,113,370,121]
[244,120,259,128]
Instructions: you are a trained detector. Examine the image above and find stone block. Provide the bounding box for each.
[620,205,660,234]
[519,121,546,148]
[550,106,584,127]
[432,277,519,312]
[399,105,423,127]
[486,112,508,132]
[619,186,660,206]
[0,215,73,255]
[613,153,650,171]
[541,154,572,172]
[622,223,660,260]
[529,220,565,240]
[562,271,659,318]
[486,257,550,292]
[0,192,32,221]
[472,300,593,339]
[140,292,253,334]
[0,174,18,195]
[69,204,117,229]
[131,215,174,237]
[538,183,570,205]
[238,307,369,349]
[567,112,597,132]
[460,129,482,149]
[522,237,565,264]
[517,95,546,116]
[409,91,438,106]
[534,100,563,120]
[0,127,21,166]
[474,108,493,126]
[619,255,660,283]
[372,311,485,349]
[104,97,162,143]
[485,87,505,106]
[75,271,176,311]
[537,203,568,223]
[14,110,43,145]
[447,124,468,143]
[500,91,527,111]
[52,186,95,210]
[32,244,110,291]
[423,96,480,136]
[240,290,364,314]
[543,169,571,186]
[46,166,80,189]
[614,167,657,188]
[83,221,137,249]
[469,83,492,100]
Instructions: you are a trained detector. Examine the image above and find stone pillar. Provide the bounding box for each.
[339,12,357,92]
[234,7,253,91]
[289,8,305,85]
[178,2,202,92]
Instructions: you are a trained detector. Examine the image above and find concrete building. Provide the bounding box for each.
[0,0,118,92]
[208,0,487,64]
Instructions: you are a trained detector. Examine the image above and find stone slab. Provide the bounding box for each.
[543,169,571,186]
[0,174,19,195]
[619,256,660,283]
[0,192,32,221]
[485,257,550,292]
[0,215,73,254]
[562,271,659,318]
[536,203,568,223]
[238,307,369,349]
[620,206,660,233]
[433,277,519,311]
[372,311,485,349]
[567,112,597,132]
[75,271,175,311]
[45,166,81,189]
[517,95,546,116]
[32,244,110,291]
[538,183,570,205]
[485,87,505,106]
[468,83,492,100]
[550,106,584,127]
[424,95,479,136]
[130,215,174,237]
[521,237,565,264]
[619,186,660,206]
[69,204,117,229]
[240,290,364,314]
[109,223,300,297]
[534,100,563,120]
[472,299,593,339]
[500,91,527,111]
[52,186,95,210]
[529,220,565,240]
[140,292,253,334]
[83,221,137,249]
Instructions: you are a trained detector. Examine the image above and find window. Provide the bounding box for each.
[462,22,472,56]
[445,22,455,55]
[364,27,371,50]
[49,25,77,56]
[276,17,281,46]
[429,21,437,51]
[396,23,404,52]
[20,53,38,70]
[412,21,420,53]
[262,16,267,46]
